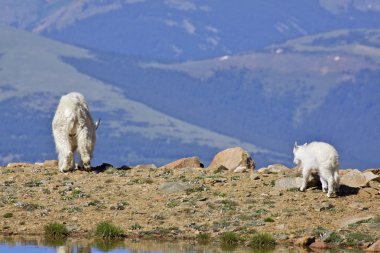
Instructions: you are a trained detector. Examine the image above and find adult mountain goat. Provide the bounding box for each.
[52,92,99,172]
[293,141,340,197]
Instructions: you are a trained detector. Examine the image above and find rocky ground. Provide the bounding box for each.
[0,153,379,251]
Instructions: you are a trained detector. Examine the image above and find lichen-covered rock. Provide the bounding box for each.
[208,147,255,172]
[159,156,202,170]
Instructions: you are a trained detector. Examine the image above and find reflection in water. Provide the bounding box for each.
[0,236,365,253]
[56,243,91,253]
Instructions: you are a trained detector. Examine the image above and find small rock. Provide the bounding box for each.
[208,147,255,172]
[310,241,330,249]
[276,234,289,240]
[274,177,302,190]
[234,165,247,173]
[250,173,260,180]
[204,177,227,184]
[366,239,380,252]
[159,157,202,170]
[257,164,291,174]
[295,236,315,247]
[320,231,333,242]
[275,224,286,230]
[158,181,194,194]
[269,190,282,196]
[313,202,334,212]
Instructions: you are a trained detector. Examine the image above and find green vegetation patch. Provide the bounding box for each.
[197,233,210,243]
[324,232,343,243]
[313,226,329,237]
[110,201,129,210]
[24,180,43,187]
[348,218,374,228]
[186,185,208,194]
[215,199,239,211]
[3,180,15,186]
[166,201,179,208]
[371,216,380,229]
[264,217,275,222]
[252,208,268,218]
[129,223,142,230]
[95,222,125,238]
[345,232,374,247]
[44,223,69,238]
[129,178,154,184]
[220,231,240,246]
[16,202,43,211]
[248,233,276,248]
[62,206,82,213]
[3,212,13,218]
[0,169,15,175]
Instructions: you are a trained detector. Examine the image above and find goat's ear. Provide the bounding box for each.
[294,142,298,150]
[303,142,308,147]
[95,118,101,130]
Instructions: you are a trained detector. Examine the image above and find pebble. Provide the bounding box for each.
[313,202,334,211]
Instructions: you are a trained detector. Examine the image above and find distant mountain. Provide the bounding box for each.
[2,0,380,60]
[0,1,379,170]
[0,26,282,167]
[61,29,380,169]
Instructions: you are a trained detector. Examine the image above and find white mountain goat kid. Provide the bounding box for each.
[52,92,99,172]
[293,141,340,197]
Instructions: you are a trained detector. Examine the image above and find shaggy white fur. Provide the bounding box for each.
[293,141,340,197]
[52,92,97,172]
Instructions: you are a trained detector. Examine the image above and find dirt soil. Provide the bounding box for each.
[0,162,379,248]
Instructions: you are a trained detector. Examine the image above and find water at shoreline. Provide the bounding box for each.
[0,236,367,253]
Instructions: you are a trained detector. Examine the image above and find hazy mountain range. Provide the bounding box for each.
[0,0,379,169]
